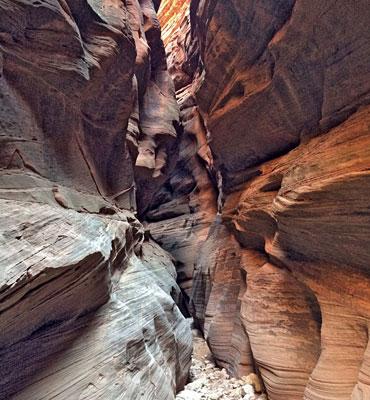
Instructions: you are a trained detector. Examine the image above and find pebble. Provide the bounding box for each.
[241,384,254,397]
[187,379,204,391]
[177,389,202,400]
[176,321,266,400]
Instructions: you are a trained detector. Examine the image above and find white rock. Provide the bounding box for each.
[1,203,193,400]
[186,379,204,391]
[241,384,255,397]
[176,389,203,400]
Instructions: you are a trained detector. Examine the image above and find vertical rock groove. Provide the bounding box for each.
[155,1,370,399]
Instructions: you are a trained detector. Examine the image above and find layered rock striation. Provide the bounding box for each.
[0,207,191,399]
[0,0,191,399]
[146,83,217,306]
[2,0,370,398]
[0,0,179,214]
[157,1,370,399]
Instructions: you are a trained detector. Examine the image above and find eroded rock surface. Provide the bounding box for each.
[145,0,234,321]
[146,83,217,305]
[158,0,190,46]
[2,0,370,398]
[191,216,254,378]
[0,204,191,399]
[0,0,179,213]
[191,0,370,182]
[0,0,191,399]
[158,1,370,399]
[219,107,370,399]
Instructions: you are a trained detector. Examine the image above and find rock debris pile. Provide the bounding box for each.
[177,320,266,400]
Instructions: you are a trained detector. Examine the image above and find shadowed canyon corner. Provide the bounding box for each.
[0,0,369,399]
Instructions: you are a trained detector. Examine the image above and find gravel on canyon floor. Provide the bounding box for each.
[177,320,267,400]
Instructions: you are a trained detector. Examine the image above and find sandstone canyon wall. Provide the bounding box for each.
[1,0,370,399]
[156,1,370,399]
[0,1,192,399]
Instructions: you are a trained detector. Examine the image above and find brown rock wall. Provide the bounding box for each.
[223,107,370,399]
[0,1,191,398]
[147,84,217,303]
[0,0,137,204]
[0,0,179,213]
[159,0,370,398]
[191,216,255,377]
[192,0,370,181]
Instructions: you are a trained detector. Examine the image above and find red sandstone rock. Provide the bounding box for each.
[223,107,370,400]
[191,216,255,377]
[159,1,370,399]
[2,0,370,399]
[0,0,179,214]
[192,0,370,183]
[158,0,190,46]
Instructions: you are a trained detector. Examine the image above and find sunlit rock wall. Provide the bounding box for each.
[159,1,370,399]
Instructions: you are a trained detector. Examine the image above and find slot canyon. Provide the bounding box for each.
[0,0,370,399]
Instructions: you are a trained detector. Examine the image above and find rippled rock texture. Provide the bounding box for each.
[158,0,370,399]
[191,216,254,378]
[0,0,178,213]
[192,0,370,182]
[0,0,191,398]
[228,108,370,400]
[0,203,191,399]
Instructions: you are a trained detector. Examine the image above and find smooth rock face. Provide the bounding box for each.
[158,0,370,399]
[192,0,370,181]
[0,1,191,399]
[0,0,137,206]
[2,0,370,399]
[0,0,179,213]
[241,258,321,399]
[222,107,370,399]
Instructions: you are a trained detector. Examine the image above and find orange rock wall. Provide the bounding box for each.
[157,0,370,399]
[158,0,191,45]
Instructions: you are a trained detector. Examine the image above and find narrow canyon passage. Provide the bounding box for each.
[176,319,266,400]
[0,0,370,400]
